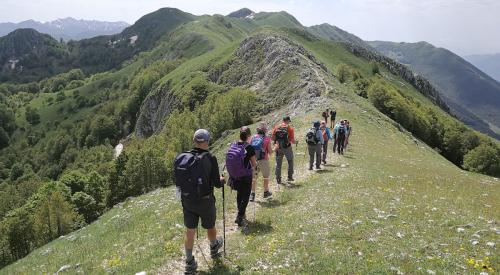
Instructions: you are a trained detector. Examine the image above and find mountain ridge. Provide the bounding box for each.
[368,40,500,139]
[464,53,500,82]
[1,7,499,272]
[0,17,129,41]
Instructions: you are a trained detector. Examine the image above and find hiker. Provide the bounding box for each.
[272,116,296,184]
[330,109,337,128]
[333,120,347,155]
[174,129,225,274]
[322,109,330,125]
[250,123,274,202]
[306,121,324,170]
[344,120,352,150]
[320,121,332,165]
[226,126,257,227]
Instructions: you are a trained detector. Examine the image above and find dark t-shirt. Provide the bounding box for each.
[190,147,223,189]
[236,142,255,168]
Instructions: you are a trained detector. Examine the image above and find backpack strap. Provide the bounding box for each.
[194,151,212,186]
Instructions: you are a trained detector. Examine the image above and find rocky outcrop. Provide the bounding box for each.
[135,84,180,138]
[135,33,332,138]
[210,34,330,112]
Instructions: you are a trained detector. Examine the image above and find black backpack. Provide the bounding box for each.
[174,151,211,200]
[275,126,290,148]
[338,127,346,138]
[306,128,319,145]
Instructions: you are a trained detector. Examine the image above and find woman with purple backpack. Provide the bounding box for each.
[225,126,257,227]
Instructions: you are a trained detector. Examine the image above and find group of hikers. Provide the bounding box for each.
[174,109,352,274]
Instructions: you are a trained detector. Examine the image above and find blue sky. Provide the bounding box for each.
[1,0,499,56]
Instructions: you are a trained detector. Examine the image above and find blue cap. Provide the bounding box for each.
[194,129,210,142]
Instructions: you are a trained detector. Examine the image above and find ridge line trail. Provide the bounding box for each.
[298,52,329,94]
[160,123,346,274]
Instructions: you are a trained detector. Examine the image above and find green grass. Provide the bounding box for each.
[2,20,499,275]
[3,95,498,274]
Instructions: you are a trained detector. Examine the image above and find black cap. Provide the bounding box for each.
[283,116,291,122]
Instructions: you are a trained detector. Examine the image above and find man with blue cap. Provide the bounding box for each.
[173,129,225,274]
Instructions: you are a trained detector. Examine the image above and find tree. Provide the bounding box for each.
[86,171,106,204]
[71,192,100,223]
[60,170,88,194]
[336,63,350,83]
[0,127,9,149]
[25,107,40,125]
[33,191,77,243]
[3,208,35,259]
[10,163,24,181]
[56,91,66,102]
[107,152,128,207]
[442,125,466,166]
[90,115,117,144]
[463,143,500,176]
[124,148,168,196]
[370,61,380,75]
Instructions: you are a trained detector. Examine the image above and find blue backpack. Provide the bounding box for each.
[225,142,253,180]
[251,134,265,160]
[174,151,211,200]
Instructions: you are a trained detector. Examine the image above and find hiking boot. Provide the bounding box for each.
[235,215,248,227]
[249,192,255,202]
[276,178,282,185]
[287,177,295,182]
[308,166,313,170]
[316,166,322,170]
[263,191,273,198]
[210,236,223,258]
[185,256,197,275]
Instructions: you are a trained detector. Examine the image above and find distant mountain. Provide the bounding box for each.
[464,53,500,82]
[0,17,129,41]
[2,7,500,272]
[0,28,68,82]
[308,23,372,50]
[227,8,255,18]
[368,41,500,139]
[0,8,195,83]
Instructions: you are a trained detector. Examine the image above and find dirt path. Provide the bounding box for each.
[311,66,328,94]
[157,137,344,274]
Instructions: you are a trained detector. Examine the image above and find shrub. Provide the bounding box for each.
[463,143,500,176]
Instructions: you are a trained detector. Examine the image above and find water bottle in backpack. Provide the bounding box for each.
[173,151,211,200]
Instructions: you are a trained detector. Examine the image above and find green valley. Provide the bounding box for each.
[0,7,499,274]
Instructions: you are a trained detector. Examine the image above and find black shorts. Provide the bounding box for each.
[182,196,216,229]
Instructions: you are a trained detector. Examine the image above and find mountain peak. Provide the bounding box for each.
[227,8,255,18]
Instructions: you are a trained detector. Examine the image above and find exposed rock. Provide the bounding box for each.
[135,84,180,138]
[56,264,71,273]
[135,33,330,138]
[227,8,255,18]
[210,33,329,113]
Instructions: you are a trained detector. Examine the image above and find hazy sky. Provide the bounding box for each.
[1,0,499,56]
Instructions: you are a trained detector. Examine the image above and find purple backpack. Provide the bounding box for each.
[225,142,253,179]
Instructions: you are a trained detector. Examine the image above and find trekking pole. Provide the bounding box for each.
[253,191,256,223]
[222,165,226,256]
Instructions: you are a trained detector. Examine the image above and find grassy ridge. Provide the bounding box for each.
[2,97,498,274]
